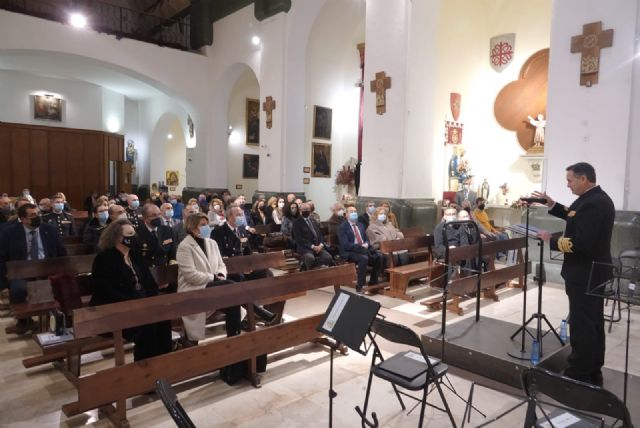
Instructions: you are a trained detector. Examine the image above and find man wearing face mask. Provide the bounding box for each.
[136,203,177,267]
[0,203,67,333]
[472,197,509,256]
[160,202,177,228]
[125,194,142,228]
[42,194,75,237]
[21,188,35,204]
[83,203,110,250]
[433,207,461,259]
[455,179,477,209]
[338,207,384,293]
[292,203,334,270]
[235,195,255,227]
[327,202,346,237]
[358,201,377,230]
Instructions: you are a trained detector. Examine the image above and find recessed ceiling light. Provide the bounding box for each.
[251,36,261,46]
[69,13,87,29]
[167,134,173,139]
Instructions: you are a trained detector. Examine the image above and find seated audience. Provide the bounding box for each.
[125,194,142,228]
[42,193,75,237]
[176,213,240,346]
[235,195,254,226]
[170,196,184,220]
[207,198,226,227]
[358,201,377,229]
[433,207,462,259]
[380,200,400,229]
[90,219,172,361]
[281,201,299,240]
[38,198,52,215]
[0,203,67,332]
[173,204,198,244]
[472,197,509,243]
[108,204,126,224]
[292,203,333,270]
[307,200,321,223]
[0,195,10,223]
[20,188,35,204]
[197,194,208,213]
[251,198,270,226]
[337,206,383,293]
[272,197,285,224]
[84,191,98,213]
[366,207,404,250]
[58,192,72,212]
[327,202,346,237]
[160,202,178,227]
[136,203,177,267]
[83,203,109,249]
[286,193,296,203]
[455,179,477,209]
[264,196,277,222]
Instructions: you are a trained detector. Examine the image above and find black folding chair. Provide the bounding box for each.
[522,367,633,428]
[155,379,196,428]
[356,318,457,427]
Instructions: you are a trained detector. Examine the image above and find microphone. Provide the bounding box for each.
[520,197,548,204]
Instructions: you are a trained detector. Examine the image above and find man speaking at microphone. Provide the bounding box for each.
[533,162,614,386]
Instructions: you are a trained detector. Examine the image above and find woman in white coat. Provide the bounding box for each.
[177,212,241,345]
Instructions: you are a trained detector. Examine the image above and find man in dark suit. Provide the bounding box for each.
[338,206,383,293]
[535,162,615,386]
[455,179,477,209]
[136,203,176,267]
[293,203,333,271]
[0,203,67,332]
[42,193,75,237]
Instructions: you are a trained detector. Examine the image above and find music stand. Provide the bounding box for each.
[317,290,381,428]
[586,252,639,406]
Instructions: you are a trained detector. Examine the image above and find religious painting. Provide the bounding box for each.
[311,142,331,178]
[166,170,179,186]
[246,98,260,145]
[313,106,332,140]
[242,154,259,179]
[489,33,515,72]
[445,122,463,145]
[33,95,62,121]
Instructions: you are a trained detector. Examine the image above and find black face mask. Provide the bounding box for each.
[122,235,139,249]
[150,218,163,228]
[478,204,486,210]
[464,207,471,214]
[30,216,41,228]
[301,211,310,218]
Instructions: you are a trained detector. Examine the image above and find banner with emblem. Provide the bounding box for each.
[489,33,515,72]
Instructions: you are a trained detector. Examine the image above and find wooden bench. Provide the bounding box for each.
[399,226,426,238]
[61,264,356,427]
[63,235,84,245]
[421,237,528,315]
[379,235,435,301]
[65,243,95,256]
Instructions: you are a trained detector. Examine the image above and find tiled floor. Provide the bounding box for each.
[1,277,638,427]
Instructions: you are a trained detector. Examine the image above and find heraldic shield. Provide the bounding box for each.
[490,33,515,72]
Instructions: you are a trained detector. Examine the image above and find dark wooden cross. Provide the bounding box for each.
[369,71,391,115]
[262,96,276,129]
[570,21,614,87]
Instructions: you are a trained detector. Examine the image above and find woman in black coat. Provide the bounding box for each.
[90,218,172,361]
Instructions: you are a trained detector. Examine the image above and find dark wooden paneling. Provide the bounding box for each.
[65,133,84,208]
[29,130,49,199]
[48,131,68,195]
[107,135,123,161]
[0,127,12,193]
[82,134,102,196]
[10,128,30,196]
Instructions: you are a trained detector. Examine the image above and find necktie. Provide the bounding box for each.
[29,230,39,260]
[307,219,318,240]
[352,224,363,245]
[151,229,158,241]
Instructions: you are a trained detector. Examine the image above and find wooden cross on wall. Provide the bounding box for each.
[570,21,613,87]
[370,71,391,115]
[263,96,276,129]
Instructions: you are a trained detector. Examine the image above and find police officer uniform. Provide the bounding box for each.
[42,211,75,237]
[548,185,614,385]
[136,222,177,268]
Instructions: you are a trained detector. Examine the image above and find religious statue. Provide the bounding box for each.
[480,178,490,200]
[126,140,137,168]
[527,113,546,153]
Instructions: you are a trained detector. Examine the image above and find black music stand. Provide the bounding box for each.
[317,290,381,428]
[586,251,639,406]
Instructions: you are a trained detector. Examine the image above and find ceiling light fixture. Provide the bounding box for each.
[251,36,261,46]
[69,13,87,29]
[167,133,173,140]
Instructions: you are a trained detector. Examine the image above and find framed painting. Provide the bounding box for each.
[246,98,260,145]
[166,170,179,186]
[303,166,311,174]
[313,105,332,140]
[242,154,259,179]
[33,95,62,121]
[311,142,331,178]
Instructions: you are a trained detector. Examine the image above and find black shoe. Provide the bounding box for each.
[253,304,277,323]
[179,337,198,348]
[355,287,364,294]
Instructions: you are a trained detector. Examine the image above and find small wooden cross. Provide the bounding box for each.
[570,21,614,87]
[370,71,391,115]
[262,96,276,129]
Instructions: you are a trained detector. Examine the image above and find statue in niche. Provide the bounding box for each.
[480,178,490,200]
[126,140,137,169]
[448,145,472,191]
[527,113,546,153]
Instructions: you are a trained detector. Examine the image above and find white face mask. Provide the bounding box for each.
[337,209,345,216]
[213,204,220,211]
[278,202,285,208]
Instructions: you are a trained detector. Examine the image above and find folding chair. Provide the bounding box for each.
[155,379,196,428]
[522,367,633,428]
[356,318,457,427]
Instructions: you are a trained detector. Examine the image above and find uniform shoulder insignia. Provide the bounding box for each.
[567,211,576,217]
[558,237,574,253]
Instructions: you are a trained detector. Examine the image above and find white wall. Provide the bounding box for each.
[165,121,187,195]
[304,0,364,219]
[431,0,552,202]
[546,0,637,209]
[101,87,124,133]
[227,68,260,196]
[627,4,640,211]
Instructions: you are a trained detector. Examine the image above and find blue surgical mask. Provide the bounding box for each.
[367,206,375,215]
[349,212,358,223]
[377,214,386,222]
[170,199,177,205]
[199,224,211,238]
[130,200,140,209]
[163,209,174,218]
[236,215,246,227]
[53,203,64,212]
[97,211,108,223]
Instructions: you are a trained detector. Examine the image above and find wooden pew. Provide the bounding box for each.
[61,264,356,427]
[421,237,528,315]
[379,235,435,301]
[63,235,84,245]
[400,226,426,238]
[65,243,95,256]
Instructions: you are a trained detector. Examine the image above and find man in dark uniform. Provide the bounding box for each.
[292,203,333,271]
[125,194,142,229]
[535,162,614,386]
[136,203,176,268]
[42,194,75,237]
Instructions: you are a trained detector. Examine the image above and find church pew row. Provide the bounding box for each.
[61,264,356,427]
[21,252,291,373]
[379,235,434,301]
[422,237,528,315]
